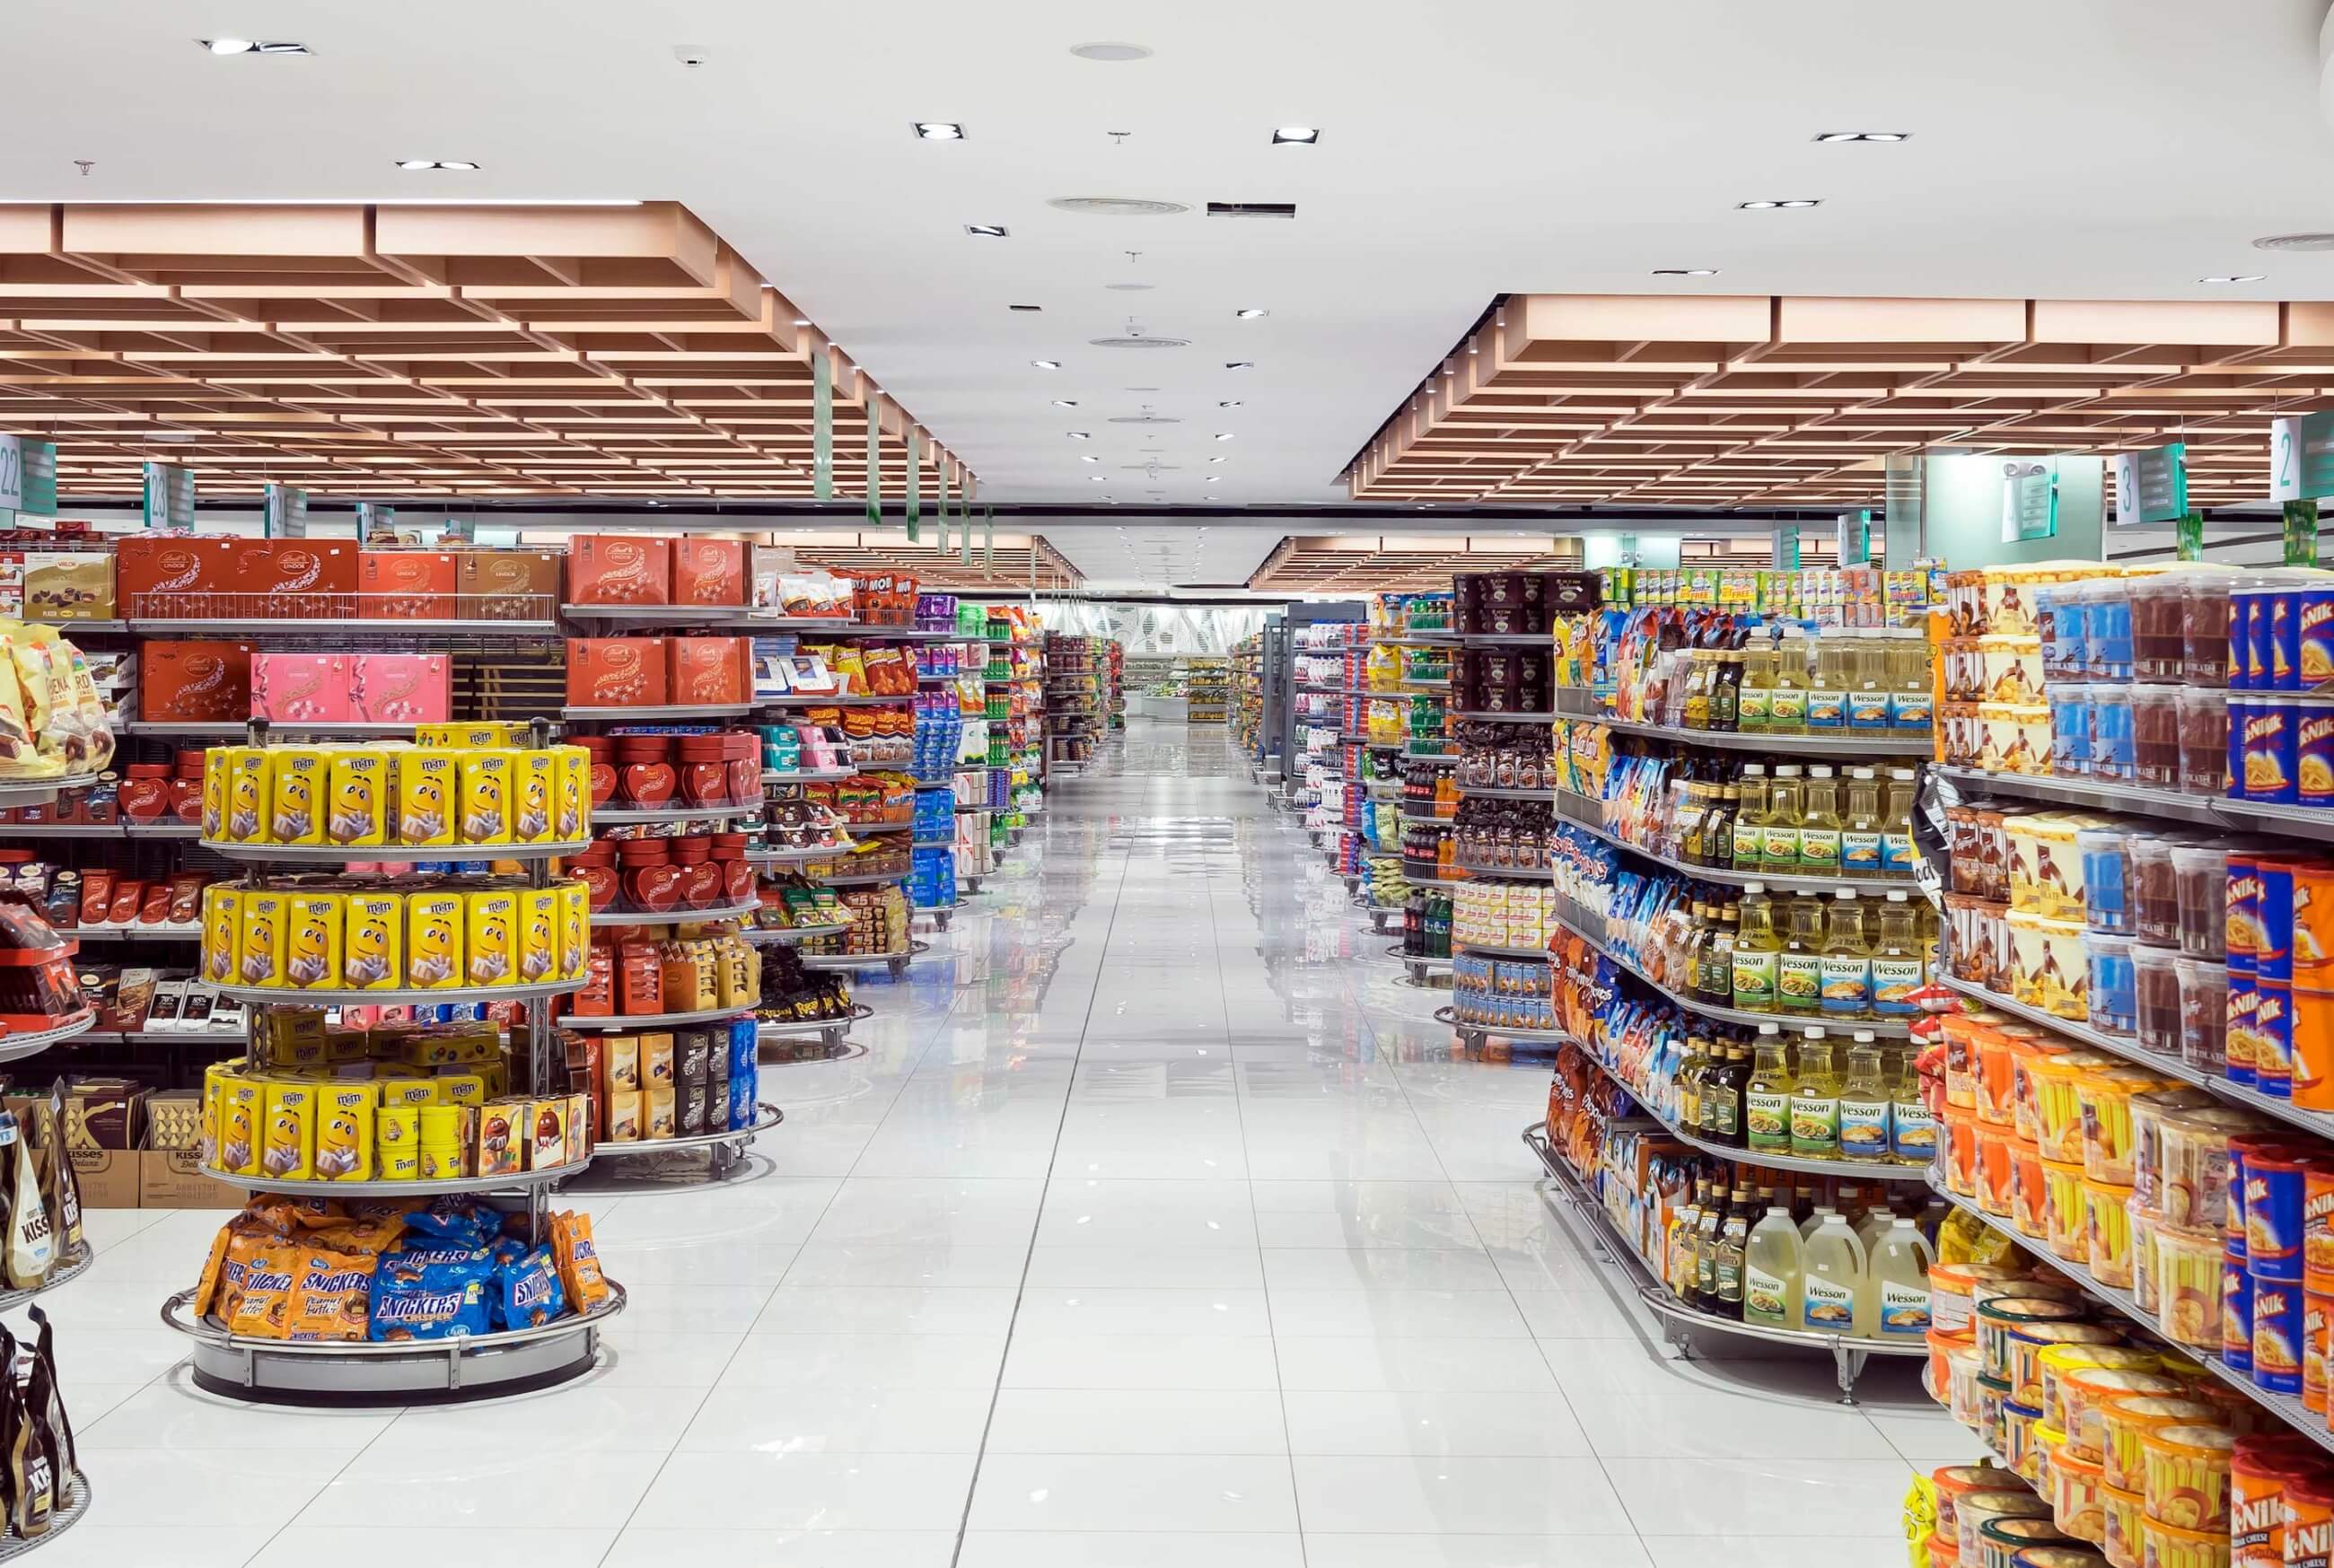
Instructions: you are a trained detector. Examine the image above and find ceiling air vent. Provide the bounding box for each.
[1206,202,1295,219]
[1048,197,1189,216]
[2255,232,2334,251]
[1088,337,1189,348]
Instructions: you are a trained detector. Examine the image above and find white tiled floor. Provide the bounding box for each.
[31,723,1966,1564]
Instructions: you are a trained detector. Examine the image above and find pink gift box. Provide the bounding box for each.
[252,653,353,723]
[351,653,451,723]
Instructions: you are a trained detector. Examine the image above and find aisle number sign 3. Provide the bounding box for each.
[2114,442,2187,526]
[2272,411,2334,501]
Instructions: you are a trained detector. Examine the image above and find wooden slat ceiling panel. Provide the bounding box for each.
[1245,535,1584,593]
[1348,293,2331,507]
[0,202,975,502]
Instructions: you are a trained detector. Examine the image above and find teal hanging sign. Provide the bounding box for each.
[0,439,57,518]
[2274,411,2334,502]
[2002,461,2058,542]
[142,461,195,528]
[812,354,833,502]
[264,484,308,539]
[2115,442,2188,526]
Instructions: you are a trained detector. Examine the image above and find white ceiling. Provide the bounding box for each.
[8,0,2334,521]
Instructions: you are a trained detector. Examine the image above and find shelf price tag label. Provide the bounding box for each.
[2115,442,2188,526]
[2001,460,2058,542]
[2286,500,2320,565]
[2274,411,2334,501]
[142,461,195,529]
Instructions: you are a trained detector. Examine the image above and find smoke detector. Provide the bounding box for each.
[1049,197,1189,217]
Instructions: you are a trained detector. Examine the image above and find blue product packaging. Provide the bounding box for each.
[2254,1272,2303,1392]
[2086,937,2136,1035]
[2247,588,2278,691]
[2230,694,2253,800]
[2271,585,2304,691]
[2256,977,2295,1098]
[2089,583,2135,682]
[2303,588,2334,691]
[2300,696,2334,809]
[2222,1250,2254,1372]
[729,1070,756,1131]
[2049,688,2092,777]
[2260,859,2295,983]
[2229,970,2259,1087]
[493,1246,566,1329]
[370,1273,491,1341]
[2089,687,2136,781]
[2242,695,2301,803]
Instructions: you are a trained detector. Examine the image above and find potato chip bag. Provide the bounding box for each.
[226,1247,300,1337]
[285,1249,375,1342]
[548,1209,610,1312]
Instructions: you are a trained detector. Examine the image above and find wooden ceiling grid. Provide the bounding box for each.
[1347,294,2334,509]
[775,530,1084,593]
[1245,534,1584,592]
[0,202,974,502]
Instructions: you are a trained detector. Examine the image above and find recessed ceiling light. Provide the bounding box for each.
[1050,399,1079,407]
[965,223,1009,238]
[2199,274,2266,284]
[395,160,479,171]
[1008,303,1042,313]
[1214,433,1235,442]
[1031,360,1061,370]
[1224,362,1254,371]
[1739,199,1821,210]
[1208,456,1226,463]
[1090,475,1106,481]
[1080,455,1101,463]
[1234,308,1269,319]
[1204,477,1218,483]
[1651,268,1720,277]
[1066,432,1091,440]
[1217,400,1242,408]
[792,318,811,327]
[1272,127,1320,145]
[1813,130,1908,144]
[200,37,307,53]
[912,121,964,140]
[1071,40,1153,61]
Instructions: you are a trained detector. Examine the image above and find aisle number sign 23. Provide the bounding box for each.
[2273,412,2334,502]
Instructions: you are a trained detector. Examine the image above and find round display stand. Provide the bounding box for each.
[582,1103,782,1182]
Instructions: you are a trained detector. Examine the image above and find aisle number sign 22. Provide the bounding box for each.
[0,435,57,516]
[2273,412,2334,502]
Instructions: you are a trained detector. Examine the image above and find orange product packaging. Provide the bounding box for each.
[231,540,356,618]
[2307,1292,2330,1415]
[141,640,253,723]
[285,1249,376,1342]
[667,636,750,705]
[2293,985,2334,1111]
[225,1246,301,1337]
[2289,1473,2334,1568]
[566,638,668,707]
[358,550,458,620]
[456,549,560,622]
[567,536,671,606]
[672,538,746,606]
[549,1210,611,1310]
[116,536,237,619]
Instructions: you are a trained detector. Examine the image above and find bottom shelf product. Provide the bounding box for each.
[574,1015,761,1145]
[0,1305,84,1544]
[756,947,858,1025]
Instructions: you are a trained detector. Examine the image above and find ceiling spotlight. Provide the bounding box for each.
[1070,41,1153,61]
[912,121,964,140]
[1050,399,1079,407]
[1652,268,1720,277]
[1090,475,1106,482]
[1031,360,1061,370]
[1204,477,1219,483]
[1066,432,1091,440]
[396,159,478,171]
[1739,199,1821,210]
[1235,308,1269,319]
[1214,433,1235,442]
[1224,362,1254,371]
[1080,455,1101,463]
[2199,274,2266,284]
[1218,400,1242,408]
[1272,127,1321,145]
[1208,456,1226,463]
[200,37,307,53]
[1813,131,1909,143]
[792,318,811,327]
[965,223,1009,238]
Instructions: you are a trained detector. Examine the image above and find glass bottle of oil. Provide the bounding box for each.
[1746,1022,1796,1156]
[1790,1026,1843,1161]
[1777,892,1825,1019]
[1840,766,1884,881]
[1705,1042,1748,1147]
[1730,882,1781,1014]
[1675,1029,1710,1131]
[1759,766,1804,874]
[1733,766,1770,871]
[1796,765,1843,880]
[1769,626,1809,735]
[1712,650,1743,732]
[1807,628,1849,733]
[1668,1179,1706,1296]
[1818,891,1872,1020]
[1714,1186,1752,1319]
[1693,1176,1726,1310]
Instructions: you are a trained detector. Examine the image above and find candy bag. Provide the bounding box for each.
[403,1196,499,1248]
[226,1247,300,1337]
[494,1246,566,1329]
[25,1308,73,1490]
[368,1268,491,1341]
[548,1210,610,1312]
[285,1249,376,1342]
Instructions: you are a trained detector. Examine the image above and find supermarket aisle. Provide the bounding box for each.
[35,734,1968,1568]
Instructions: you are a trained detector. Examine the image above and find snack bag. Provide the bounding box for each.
[494,1246,566,1329]
[314,1087,375,1181]
[226,1247,300,1337]
[404,1196,501,1248]
[548,1209,610,1311]
[285,1249,375,1341]
[368,1268,490,1341]
[284,892,344,991]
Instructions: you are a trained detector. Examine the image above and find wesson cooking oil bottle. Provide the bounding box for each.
[1777,893,1824,1019]
[1745,1023,1794,1156]
[1760,766,1804,874]
[1730,883,1780,1014]
[1790,1026,1842,1161]
[1797,765,1843,880]
[1732,765,1770,871]
[1743,1194,1804,1329]
[1836,1029,1892,1161]
[1801,1209,1867,1333]
[1818,890,1871,1019]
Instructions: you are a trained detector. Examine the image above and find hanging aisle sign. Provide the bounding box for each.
[264,484,309,539]
[142,461,195,528]
[2286,500,2320,566]
[355,502,398,542]
[2274,411,2334,502]
[2114,442,2188,526]
[2002,460,2058,542]
[1835,510,1871,566]
[905,427,921,539]
[984,501,994,567]
[0,439,56,519]
[864,411,880,528]
[812,354,834,502]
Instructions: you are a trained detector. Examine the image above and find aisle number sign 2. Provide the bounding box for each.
[2272,411,2334,501]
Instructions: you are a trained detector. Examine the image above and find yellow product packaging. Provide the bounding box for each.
[566,1091,591,1163]
[343,892,403,990]
[513,751,556,844]
[201,746,227,838]
[641,1033,675,1088]
[219,1080,261,1174]
[284,892,345,992]
[325,1026,369,1063]
[604,1035,640,1093]
[659,943,718,1012]
[475,1100,523,1176]
[236,890,290,988]
[465,889,517,986]
[375,1105,419,1178]
[478,1057,508,1099]
[225,750,270,842]
[417,723,525,749]
[416,1103,470,1179]
[529,1099,570,1169]
[259,1083,317,1180]
[516,887,559,983]
[201,884,241,985]
[645,1085,676,1140]
[406,893,464,988]
[258,1027,329,1071]
[199,1061,231,1163]
[604,1090,641,1142]
[717,936,757,1009]
[326,751,389,847]
[399,1023,497,1067]
[557,880,591,981]
[394,751,457,847]
[457,749,511,845]
[377,1076,438,1111]
[434,1072,486,1108]
[268,748,328,845]
[553,746,588,841]
[314,1086,376,1181]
